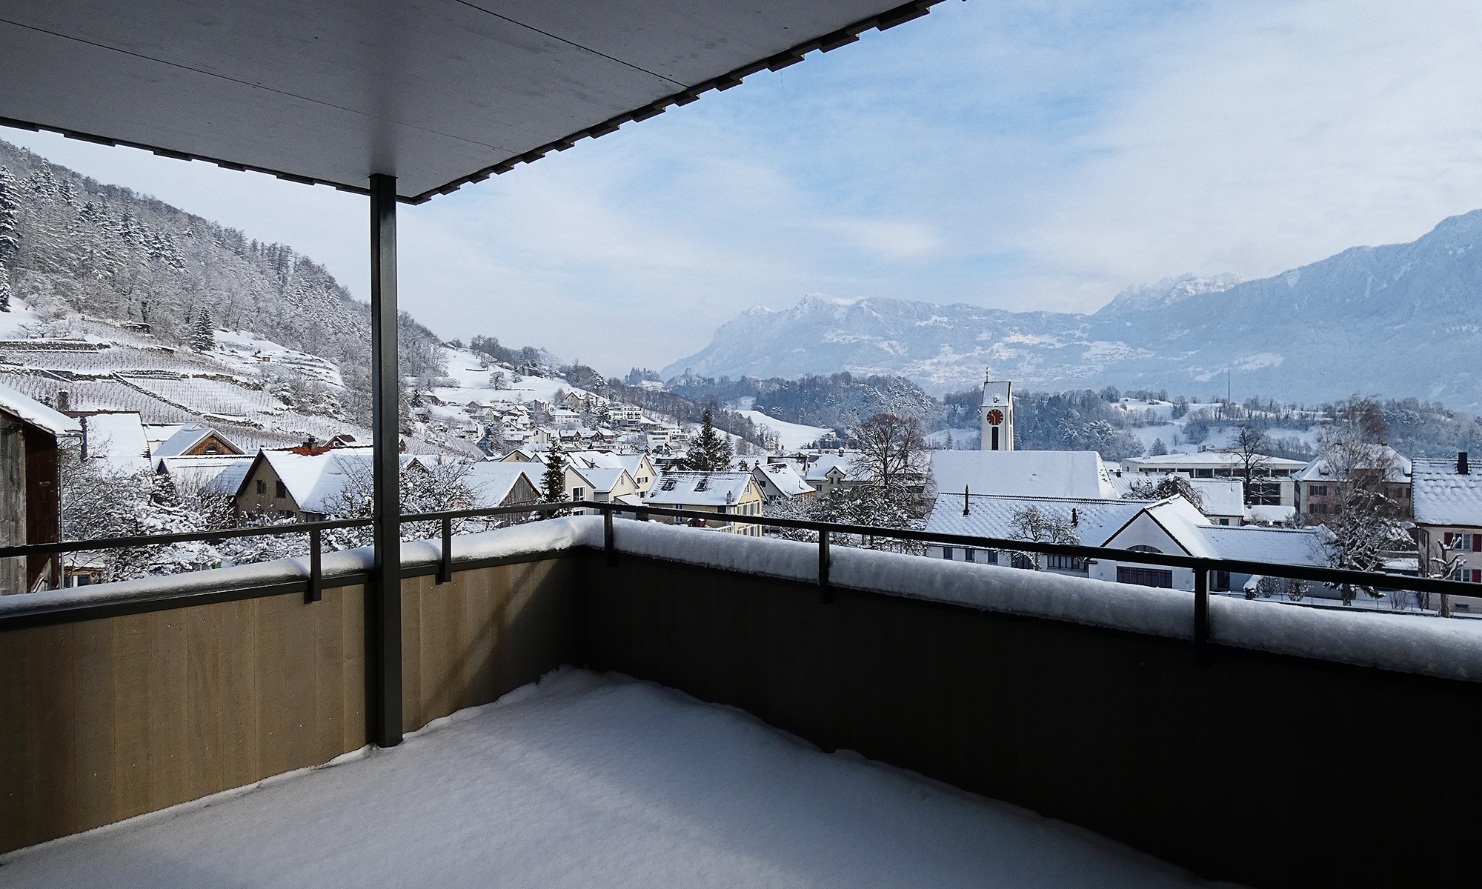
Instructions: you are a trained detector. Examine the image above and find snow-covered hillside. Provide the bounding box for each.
[733,409,830,450]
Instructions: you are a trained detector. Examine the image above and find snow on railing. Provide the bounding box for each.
[5,501,1482,680]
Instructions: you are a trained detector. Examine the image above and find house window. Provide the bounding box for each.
[1195,469,1214,478]
[256,479,266,495]
[1117,566,1174,588]
[275,480,287,499]
[1310,485,1328,496]
[942,547,954,560]
[1046,555,1086,572]
[572,487,586,501]
[964,549,975,563]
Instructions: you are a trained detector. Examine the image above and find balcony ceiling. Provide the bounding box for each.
[0,0,938,202]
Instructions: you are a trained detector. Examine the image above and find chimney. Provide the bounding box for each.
[1460,452,1470,475]
[1071,507,1078,527]
[56,390,71,413]
[963,485,971,516]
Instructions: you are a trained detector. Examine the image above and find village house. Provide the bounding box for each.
[642,471,766,536]
[1294,444,1412,520]
[461,462,541,511]
[0,383,78,593]
[748,460,815,503]
[1411,453,1482,598]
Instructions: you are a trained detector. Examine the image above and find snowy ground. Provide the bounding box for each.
[0,670,1230,889]
[735,409,830,450]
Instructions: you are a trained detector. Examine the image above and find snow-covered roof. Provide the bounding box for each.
[1187,480,1244,517]
[1294,445,1411,483]
[462,462,537,509]
[573,467,632,495]
[645,471,759,507]
[1412,458,1482,527]
[981,380,1011,407]
[803,453,863,482]
[926,493,1151,547]
[151,425,240,460]
[931,450,1117,500]
[1125,452,1307,472]
[83,412,151,473]
[1136,497,1217,559]
[1244,504,1296,524]
[754,463,814,497]
[0,381,79,437]
[1198,525,1327,568]
[252,448,396,515]
[158,455,255,496]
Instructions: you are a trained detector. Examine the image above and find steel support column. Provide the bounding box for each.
[368,174,403,747]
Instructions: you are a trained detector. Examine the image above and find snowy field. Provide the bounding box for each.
[0,670,1229,889]
[735,409,830,450]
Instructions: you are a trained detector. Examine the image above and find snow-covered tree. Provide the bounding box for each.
[541,442,569,517]
[190,306,216,352]
[684,408,733,472]
[1125,475,1203,511]
[1148,437,1168,456]
[0,166,18,312]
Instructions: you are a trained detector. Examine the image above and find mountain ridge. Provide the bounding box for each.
[664,212,1482,409]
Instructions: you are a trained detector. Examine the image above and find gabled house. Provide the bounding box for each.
[750,461,815,502]
[234,447,426,521]
[150,425,243,462]
[643,471,766,536]
[462,462,541,511]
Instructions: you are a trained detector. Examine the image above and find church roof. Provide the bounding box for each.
[981,380,1012,407]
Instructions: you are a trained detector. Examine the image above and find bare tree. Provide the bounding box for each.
[1008,505,1078,571]
[1223,425,1272,504]
[1316,402,1410,604]
[850,413,930,503]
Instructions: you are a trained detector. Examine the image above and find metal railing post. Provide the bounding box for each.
[437,516,452,585]
[819,531,833,604]
[306,527,322,603]
[604,506,616,567]
[1194,561,1211,666]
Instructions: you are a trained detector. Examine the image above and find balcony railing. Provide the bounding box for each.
[3,500,1473,647]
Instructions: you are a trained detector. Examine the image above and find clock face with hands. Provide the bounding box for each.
[986,409,1004,425]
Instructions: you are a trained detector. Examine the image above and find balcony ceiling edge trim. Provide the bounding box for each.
[0,0,940,204]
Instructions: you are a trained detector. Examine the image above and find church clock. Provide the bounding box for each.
[986,409,1003,425]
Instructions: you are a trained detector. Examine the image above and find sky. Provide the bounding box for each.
[7,0,1482,376]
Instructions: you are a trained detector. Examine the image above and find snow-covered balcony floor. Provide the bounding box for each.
[0,669,1229,889]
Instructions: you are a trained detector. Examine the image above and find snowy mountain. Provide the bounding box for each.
[665,214,1482,410]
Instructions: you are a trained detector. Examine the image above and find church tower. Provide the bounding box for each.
[980,374,1014,451]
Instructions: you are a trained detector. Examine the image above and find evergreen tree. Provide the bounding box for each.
[684,408,733,471]
[189,306,216,352]
[541,442,569,517]
[0,166,18,312]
